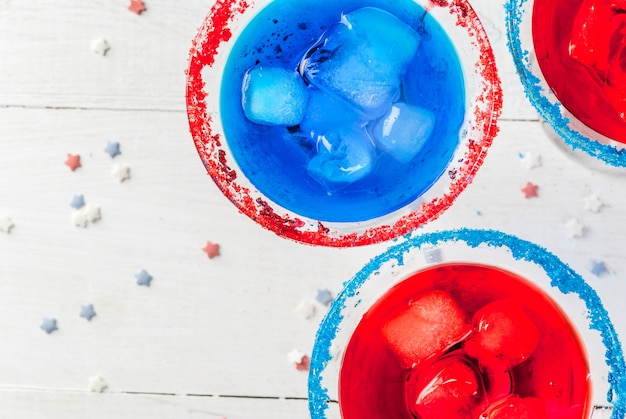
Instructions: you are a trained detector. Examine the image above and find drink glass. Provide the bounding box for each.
[309,229,625,418]
[187,0,502,247]
[506,0,626,170]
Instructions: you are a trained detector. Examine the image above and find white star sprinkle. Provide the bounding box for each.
[90,37,110,56]
[0,215,15,233]
[287,348,306,364]
[295,299,317,319]
[111,164,131,182]
[520,151,542,170]
[88,375,108,393]
[583,194,604,213]
[565,218,585,238]
[72,204,101,227]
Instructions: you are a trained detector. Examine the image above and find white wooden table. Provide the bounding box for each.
[0,1,625,418]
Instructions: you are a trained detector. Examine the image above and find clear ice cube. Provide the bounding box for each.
[299,87,366,137]
[371,102,436,163]
[300,7,420,119]
[241,66,309,126]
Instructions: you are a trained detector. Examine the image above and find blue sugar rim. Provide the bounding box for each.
[308,228,626,418]
[504,0,626,168]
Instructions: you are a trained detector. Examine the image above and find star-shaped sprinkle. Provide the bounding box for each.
[295,299,316,319]
[590,260,608,276]
[565,218,585,238]
[70,194,85,209]
[65,153,81,171]
[104,141,121,158]
[520,151,542,170]
[72,203,101,227]
[0,215,15,233]
[111,164,131,182]
[423,247,442,264]
[296,355,310,371]
[287,348,306,364]
[315,288,334,306]
[583,194,604,213]
[128,0,146,14]
[202,241,220,259]
[80,304,97,321]
[521,182,539,198]
[88,375,108,393]
[40,318,58,334]
[90,37,110,56]
[135,269,153,286]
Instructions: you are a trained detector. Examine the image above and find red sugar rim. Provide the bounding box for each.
[186,0,503,247]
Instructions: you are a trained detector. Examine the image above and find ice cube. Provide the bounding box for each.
[409,355,484,418]
[481,396,548,419]
[242,66,308,126]
[301,7,420,119]
[299,88,366,136]
[306,125,375,191]
[381,290,471,368]
[370,102,435,163]
[463,299,540,369]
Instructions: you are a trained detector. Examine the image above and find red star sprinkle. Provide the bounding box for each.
[65,153,81,171]
[128,0,146,14]
[202,241,220,259]
[521,182,539,198]
[295,355,310,371]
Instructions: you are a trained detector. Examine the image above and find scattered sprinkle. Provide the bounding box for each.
[135,269,153,287]
[80,304,97,321]
[295,299,317,319]
[104,141,121,159]
[296,355,310,371]
[90,37,110,56]
[287,348,310,370]
[0,215,15,233]
[111,164,131,182]
[128,0,146,14]
[520,151,542,169]
[72,203,101,227]
[202,241,220,259]
[565,218,585,238]
[315,288,334,306]
[40,318,58,334]
[65,153,81,171]
[583,194,604,213]
[590,260,608,277]
[70,194,86,210]
[521,182,539,198]
[88,375,108,393]
[423,247,442,263]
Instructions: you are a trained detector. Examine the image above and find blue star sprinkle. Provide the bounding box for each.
[315,288,334,306]
[104,141,121,158]
[135,269,153,286]
[590,260,608,276]
[40,318,58,334]
[80,304,97,321]
[70,194,85,209]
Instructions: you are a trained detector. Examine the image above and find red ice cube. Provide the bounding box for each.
[463,299,540,369]
[481,396,548,419]
[381,290,471,368]
[408,355,484,418]
[569,0,626,74]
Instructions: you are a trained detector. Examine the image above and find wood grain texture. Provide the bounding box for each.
[0,0,624,417]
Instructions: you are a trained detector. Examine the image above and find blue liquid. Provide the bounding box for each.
[220,0,465,222]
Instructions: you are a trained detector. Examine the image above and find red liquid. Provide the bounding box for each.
[532,0,626,143]
[339,264,590,419]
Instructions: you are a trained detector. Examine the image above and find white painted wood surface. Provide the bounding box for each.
[0,0,624,417]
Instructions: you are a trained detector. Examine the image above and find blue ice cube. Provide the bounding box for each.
[307,125,376,191]
[370,102,435,163]
[242,66,309,126]
[299,88,367,137]
[301,7,420,119]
